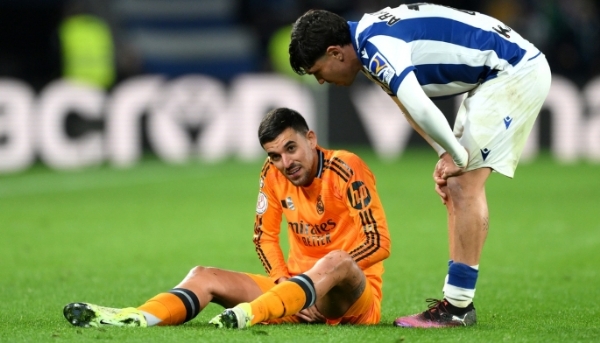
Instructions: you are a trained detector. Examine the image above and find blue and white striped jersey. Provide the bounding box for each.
[349,3,542,98]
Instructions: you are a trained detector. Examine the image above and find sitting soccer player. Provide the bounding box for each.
[62,107,391,329]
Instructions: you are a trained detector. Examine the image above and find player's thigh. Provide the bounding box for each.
[456,58,551,177]
[447,167,492,197]
[319,278,381,325]
[333,280,381,325]
[315,262,367,319]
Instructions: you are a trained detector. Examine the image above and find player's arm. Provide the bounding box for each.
[390,95,446,157]
[342,155,391,270]
[253,174,290,281]
[393,72,468,168]
[364,37,468,167]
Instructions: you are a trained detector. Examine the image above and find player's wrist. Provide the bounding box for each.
[451,147,469,168]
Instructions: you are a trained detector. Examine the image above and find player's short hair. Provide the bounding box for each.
[258,108,309,146]
[289,9,351,75]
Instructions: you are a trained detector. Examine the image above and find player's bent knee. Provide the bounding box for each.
[185,266,216,281]
[322,250,357,272]
[322,249,351,262]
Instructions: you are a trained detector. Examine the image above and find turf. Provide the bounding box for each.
[0,149,598,342]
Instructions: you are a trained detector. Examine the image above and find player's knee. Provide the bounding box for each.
[446,175,486,209]
[446,178,464,199]
[186,266,213,279]
[446,176,477,201]
[323,250,355,271]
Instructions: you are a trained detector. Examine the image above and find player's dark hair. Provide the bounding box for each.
[289,9,351,75]
[258,108,309,146]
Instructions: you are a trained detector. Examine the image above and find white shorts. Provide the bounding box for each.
[454,55,551,178]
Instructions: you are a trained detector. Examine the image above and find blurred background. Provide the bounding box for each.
[0,0,599,173]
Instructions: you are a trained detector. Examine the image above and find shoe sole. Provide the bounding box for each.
[394,313,477,328]
[63,303,102,327]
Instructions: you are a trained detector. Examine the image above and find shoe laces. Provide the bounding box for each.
[423,298,449,320]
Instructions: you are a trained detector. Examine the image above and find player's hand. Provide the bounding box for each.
[433,160,448,204]
[296,305,326,323]
[437,152,465,179]
[434,152,468,204]
[275,277,289,284]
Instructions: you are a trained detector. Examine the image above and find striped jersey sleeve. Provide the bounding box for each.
[331,152,391,270]
[350,3,541,98]
[252,158,289,280]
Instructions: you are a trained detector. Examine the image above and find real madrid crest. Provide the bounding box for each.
[316,194,324,215]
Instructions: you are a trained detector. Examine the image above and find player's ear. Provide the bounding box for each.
[306,130,317,148]
[326,46,343,61]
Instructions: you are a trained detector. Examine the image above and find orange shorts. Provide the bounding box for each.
[245,273,381,325]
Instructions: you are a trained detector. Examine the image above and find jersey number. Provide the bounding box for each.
[492,25,512,38]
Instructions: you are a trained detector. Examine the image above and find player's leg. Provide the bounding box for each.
[442,167,490,305]
[307,250,368,319]
[443,56,551,312]
[63,266,264,327]
[396,56,551,328]
[443,185,456,294]
[210,250,369,328]
[440,93,471,298]
[394,168,487,329]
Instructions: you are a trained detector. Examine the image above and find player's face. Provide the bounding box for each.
[307,46,359,86]
[263,128,318,187]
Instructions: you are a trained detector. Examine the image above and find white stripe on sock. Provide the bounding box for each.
[140,311,161,326]
[444,284,475,308]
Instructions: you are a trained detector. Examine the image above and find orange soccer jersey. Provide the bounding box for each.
[253,146,391,300]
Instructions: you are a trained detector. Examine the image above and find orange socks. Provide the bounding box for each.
[137,288,200,326]
[250,274,316,325]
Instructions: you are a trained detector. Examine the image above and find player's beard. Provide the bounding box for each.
[286,163,310,187]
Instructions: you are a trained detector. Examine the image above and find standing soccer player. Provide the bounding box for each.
[289,3,551,328]
[62,108,391,329]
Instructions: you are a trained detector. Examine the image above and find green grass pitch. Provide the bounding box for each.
[1,149,598,342]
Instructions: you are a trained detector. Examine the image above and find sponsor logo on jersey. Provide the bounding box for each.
[316,195,324,215]
[503,116,513,129]
[369,53,395,85]
[288,219,337,234]
[256,191,268,214]
[288,219,337,247]
[361,68,394,95]
[347,181,372,210]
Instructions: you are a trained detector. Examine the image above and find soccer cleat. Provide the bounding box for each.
[63,302,147,328]
[394,298,476,328]
[209,302,253,329]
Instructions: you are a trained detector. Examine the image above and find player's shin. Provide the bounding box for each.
[138,288,200,326]
[250,274,316,324]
